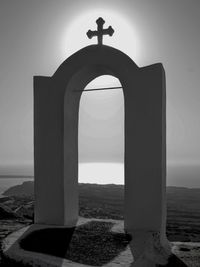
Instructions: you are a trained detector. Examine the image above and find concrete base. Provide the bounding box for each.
[2,221,89,267]
[2,218,173,267]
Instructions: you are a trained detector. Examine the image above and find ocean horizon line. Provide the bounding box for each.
[0,177,199,190]
[0,175,34,179]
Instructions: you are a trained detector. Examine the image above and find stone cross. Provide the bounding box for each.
[87,17,114,45]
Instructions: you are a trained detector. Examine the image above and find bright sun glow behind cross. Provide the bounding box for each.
[61,9,141,63]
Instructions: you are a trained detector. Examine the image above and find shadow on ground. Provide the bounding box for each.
[20,221,130,266]
[3,220,189,267]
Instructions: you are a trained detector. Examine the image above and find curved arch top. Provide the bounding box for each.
[53,45,139,82]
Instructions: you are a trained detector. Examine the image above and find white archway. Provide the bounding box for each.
[34,45,166,241]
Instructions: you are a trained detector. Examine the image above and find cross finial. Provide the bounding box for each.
[87,17,114,45]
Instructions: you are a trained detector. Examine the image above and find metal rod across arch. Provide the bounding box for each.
[74,86,123,92]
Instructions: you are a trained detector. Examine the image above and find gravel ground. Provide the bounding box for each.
[1,218,200,267]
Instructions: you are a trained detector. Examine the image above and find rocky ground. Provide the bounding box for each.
[0,183,200,266]
[1,216,200,267]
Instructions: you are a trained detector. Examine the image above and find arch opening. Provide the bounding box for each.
[63,64,126,226]
[78,75,124,220]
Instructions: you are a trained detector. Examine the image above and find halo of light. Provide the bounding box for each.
[61,9,141,63]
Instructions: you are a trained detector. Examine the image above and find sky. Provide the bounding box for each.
[0,0,200,186]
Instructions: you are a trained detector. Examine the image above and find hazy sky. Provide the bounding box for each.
[0,1,200,182]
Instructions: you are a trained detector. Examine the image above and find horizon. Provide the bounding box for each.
[0,162,200,188]
[0,177,200,190]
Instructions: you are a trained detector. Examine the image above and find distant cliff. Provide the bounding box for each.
[3,181,34,196]
[3,181,200,201]
[3,181,124,198]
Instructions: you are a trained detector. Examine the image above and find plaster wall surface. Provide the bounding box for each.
[34,45,166,235]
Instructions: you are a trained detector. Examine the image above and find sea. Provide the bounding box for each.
[0,163,200,196]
